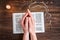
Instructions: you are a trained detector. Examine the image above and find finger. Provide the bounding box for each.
[27,9,33,18]
[27,9,32,17]
[27,9,31,14]
[21,12,28,27]
[28,17,32,27]
[25,17,28,29]
[27,9,35,24]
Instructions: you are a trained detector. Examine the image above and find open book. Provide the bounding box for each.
[13,12,45,34]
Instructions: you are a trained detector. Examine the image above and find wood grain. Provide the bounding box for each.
[0,0,60,40]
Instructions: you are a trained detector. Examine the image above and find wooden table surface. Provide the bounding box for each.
[0,0,60,40]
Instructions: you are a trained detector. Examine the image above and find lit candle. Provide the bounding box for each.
[6,5,11,9]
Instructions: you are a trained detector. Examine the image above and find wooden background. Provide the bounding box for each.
[0,0,60,40]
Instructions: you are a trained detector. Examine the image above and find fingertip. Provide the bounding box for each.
[27,9,31,14]
[27,9,29,12]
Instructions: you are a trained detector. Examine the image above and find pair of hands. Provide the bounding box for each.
[21,9,35,34]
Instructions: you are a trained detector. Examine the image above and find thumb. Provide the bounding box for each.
[28,17,32,27]
[25,17,28,28]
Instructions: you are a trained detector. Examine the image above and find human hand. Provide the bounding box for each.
[21,9,35,34]
[27,9,37,40]
[21,9,37,40]
[28,17,35,34]
[21,12,29,33]
[27,9,35,34]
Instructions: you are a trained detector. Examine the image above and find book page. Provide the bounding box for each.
[13,12,45,34]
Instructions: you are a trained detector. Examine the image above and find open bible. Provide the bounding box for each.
[13,12,45,34]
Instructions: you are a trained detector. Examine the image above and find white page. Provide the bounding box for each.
[12,12,45,34]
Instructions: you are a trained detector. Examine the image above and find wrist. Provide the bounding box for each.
[24,32,29,34]
[30,33,37,38]
[30,32,36,35]
[24,31,28,33]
